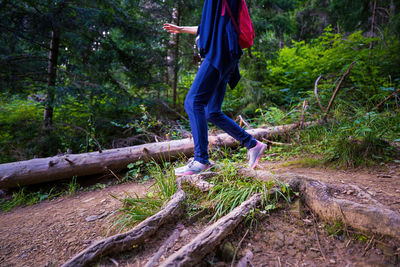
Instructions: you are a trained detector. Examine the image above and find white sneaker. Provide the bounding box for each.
[175,159,210,176]
[247,141,268,169]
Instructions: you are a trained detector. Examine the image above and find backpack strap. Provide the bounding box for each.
[222,0,241,35]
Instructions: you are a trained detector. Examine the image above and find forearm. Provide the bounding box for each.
[163,23,198,35]
[179,26,198,35]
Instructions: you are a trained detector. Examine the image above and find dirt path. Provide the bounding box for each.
[0,181,151,267]
[0,161,399,266]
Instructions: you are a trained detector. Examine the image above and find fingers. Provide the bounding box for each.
[163,23,181,33]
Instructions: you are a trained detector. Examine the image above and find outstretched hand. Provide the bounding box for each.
[163,23,182,34]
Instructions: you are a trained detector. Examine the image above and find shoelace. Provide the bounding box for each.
[185,158,195,167]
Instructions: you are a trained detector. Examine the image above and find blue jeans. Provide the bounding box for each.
[184,58,257,164]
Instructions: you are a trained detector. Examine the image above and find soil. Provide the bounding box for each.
[0,160,399,267]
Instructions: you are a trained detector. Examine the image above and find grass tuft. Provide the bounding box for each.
[110,161,178,232]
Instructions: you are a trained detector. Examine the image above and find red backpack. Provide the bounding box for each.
[222,0,255,49]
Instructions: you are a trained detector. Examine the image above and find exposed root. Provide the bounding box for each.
[176,172,216,192]
[62,190,186,267]
[240,169,400,240]
[145,223,185,267]
[159,194,261,266]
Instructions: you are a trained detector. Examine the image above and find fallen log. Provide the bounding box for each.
[241,169,400,240]
[62,190,186,267]
[159,193,261,267]
[0,122,318,189]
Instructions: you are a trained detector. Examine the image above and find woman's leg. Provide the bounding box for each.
[184,59,220,164]
[205,65,257,150]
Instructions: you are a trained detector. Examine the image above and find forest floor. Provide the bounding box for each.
[0,159,399,267]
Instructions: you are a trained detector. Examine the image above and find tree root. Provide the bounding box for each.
[159,194,261,266]
[144,223,185,267]
[62,190,186,267]
[240,169,400,240]
[176,172,215,192]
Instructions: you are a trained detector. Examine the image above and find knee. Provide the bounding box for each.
[206,111,222,123]
[184,97,193,114]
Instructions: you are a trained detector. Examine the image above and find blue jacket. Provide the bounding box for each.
[197,0,243,89]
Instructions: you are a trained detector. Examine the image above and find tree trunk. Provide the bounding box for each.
[167,7,180,108]
[279,30,284,49]
[369,0,377,49]
[43,29,60,130]
[0,122,319,189]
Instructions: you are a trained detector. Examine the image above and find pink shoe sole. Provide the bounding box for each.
[250,144,267,169]
[175,166,210,177]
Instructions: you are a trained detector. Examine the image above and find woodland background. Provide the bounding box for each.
[0,0,399,166]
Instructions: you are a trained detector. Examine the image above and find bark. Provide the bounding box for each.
[297,178,400,240]
[62,190,186,267]
[159,194,261,266]
[241,169,400,240]
[279,30,284,49]
[369,0,377,49]
[176,172,216,192]
[43,29,60,130]
[167,7,180,108]
[0,122,319,189]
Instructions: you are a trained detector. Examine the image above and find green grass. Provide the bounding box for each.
[0,177,82,212]
[110,161,178,232]
[280,158,324,168]
[248,110,400,168]
[207,160,292,221]
[110,158,293,232]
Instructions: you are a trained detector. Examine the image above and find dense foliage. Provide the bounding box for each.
[0,0,399,165]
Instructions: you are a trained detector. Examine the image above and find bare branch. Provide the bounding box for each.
[374,88,400,109]
[324,61,356,120]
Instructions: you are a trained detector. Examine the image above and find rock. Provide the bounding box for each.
[275,231,285,241]
[297,242,306,252]
[287,248,297,256]
[85,211,109,222]
[286,236,295,246]
[273,239,284,249]
[180,229,189,238]
[217,241,235,262]
[83,197,95,203]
